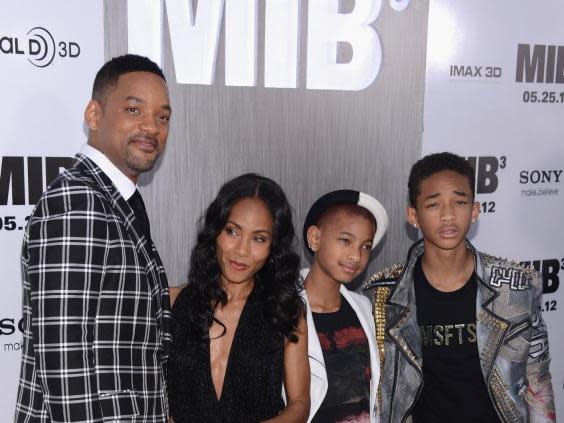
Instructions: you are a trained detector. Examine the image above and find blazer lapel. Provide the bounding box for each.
[73,154,171,357]
[73,154,155,272]
[300,289,326,377]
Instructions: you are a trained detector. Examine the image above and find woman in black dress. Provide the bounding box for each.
[169,173,310,423]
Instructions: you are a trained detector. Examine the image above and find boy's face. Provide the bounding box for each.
[308,210,375,284]
[407,170,479,252]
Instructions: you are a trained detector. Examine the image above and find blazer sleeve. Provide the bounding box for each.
[524,272,556,422]
[26,179,109,422]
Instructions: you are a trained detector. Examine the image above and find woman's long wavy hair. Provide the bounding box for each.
[179,173,303,345]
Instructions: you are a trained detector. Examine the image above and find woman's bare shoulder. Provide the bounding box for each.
[169,283,188,307]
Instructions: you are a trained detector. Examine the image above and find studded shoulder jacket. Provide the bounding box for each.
[364,239,556,423]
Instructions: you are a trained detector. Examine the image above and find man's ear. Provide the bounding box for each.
[471,201,480,223]
[306,225,321,253]
[84,99,102,131]
[406,206,418,228]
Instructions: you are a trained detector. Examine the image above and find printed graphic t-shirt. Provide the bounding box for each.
[412,255,500,423]
[312,294,371,423]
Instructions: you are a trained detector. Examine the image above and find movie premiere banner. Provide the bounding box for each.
[0,1,103,419]
[423,0,564,417]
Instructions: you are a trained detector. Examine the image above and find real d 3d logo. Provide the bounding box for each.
[0,26,81,68]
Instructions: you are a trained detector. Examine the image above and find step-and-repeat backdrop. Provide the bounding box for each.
[0,1,104,419]
[1,0,562,420]
[423,0,564,417]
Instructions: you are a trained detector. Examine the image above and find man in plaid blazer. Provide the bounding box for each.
[15,55,173,422]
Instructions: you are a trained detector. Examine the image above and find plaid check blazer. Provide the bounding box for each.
[15,154,172,423]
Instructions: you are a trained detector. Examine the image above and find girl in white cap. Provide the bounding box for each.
[300,190,388,423]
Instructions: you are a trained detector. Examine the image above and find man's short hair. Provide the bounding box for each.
[408,152,475,207]
[92,54,166,102]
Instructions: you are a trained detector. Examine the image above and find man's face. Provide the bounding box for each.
[407,170,479,253]
[308,210,375,284]
[85,71,171,181]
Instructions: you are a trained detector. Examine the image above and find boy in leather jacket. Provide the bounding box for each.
[365,152,555,423]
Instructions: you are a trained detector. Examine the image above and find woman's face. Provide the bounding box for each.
[216,197,274,287]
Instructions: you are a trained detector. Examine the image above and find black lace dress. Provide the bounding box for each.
[168,287,285,423]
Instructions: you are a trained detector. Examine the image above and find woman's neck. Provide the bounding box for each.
[221,278,255,301]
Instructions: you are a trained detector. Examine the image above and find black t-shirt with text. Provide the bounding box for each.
[412,255,500,423]
[312,295,371,423]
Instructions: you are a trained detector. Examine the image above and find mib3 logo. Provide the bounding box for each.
[127,0,410,90]
[466,156,506,214]
[520,258,562,295]
[516,44,564,83]
[0,27,80,68]
[0,156,73,205]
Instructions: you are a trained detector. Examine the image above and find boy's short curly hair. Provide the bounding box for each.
[408,152,475,207]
